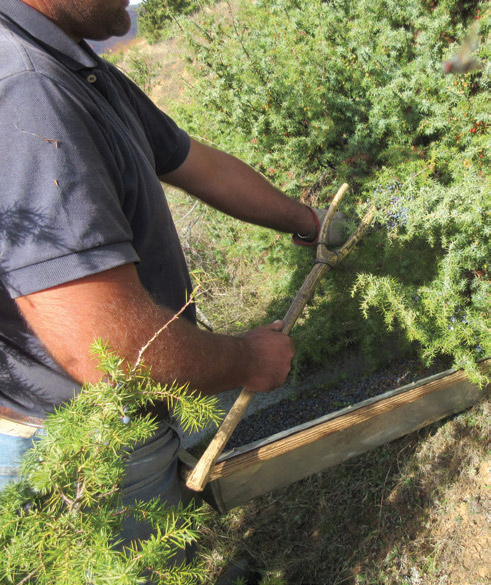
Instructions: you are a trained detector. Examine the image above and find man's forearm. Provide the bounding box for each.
[17,265,249,393]
[16,264,294,395]
[115,287,254,394]
[161,139,316,236]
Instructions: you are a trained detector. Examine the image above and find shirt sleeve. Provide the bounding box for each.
[0,70,139,298]
[108,64,191,176]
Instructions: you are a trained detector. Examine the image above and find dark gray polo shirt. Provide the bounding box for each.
[0,0,194,417]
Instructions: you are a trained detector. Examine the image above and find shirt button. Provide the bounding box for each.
[87,73,97,83]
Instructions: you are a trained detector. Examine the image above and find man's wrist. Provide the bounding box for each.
[292,206,320,245]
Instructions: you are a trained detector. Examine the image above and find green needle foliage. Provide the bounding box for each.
[156,0,489,385]
[0,340,223,585]
[138,0,201,43]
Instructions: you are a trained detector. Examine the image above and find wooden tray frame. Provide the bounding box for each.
[180,361,488,513]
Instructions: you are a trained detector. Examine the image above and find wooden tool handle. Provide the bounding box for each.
[185,388,255,492]
[186,184,373,492]
[185,300,302,492]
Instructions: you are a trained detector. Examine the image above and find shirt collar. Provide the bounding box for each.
[0,0,99,70]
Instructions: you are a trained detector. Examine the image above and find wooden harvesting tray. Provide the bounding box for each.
[180,360,488,513]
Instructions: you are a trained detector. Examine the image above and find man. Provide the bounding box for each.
[0,0,341,580]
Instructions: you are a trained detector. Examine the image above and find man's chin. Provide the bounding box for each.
[85,17,131,42]
[112,11,132,38]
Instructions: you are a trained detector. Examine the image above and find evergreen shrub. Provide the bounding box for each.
[0,341,222,584]
[171,0,489,385]
[138,0,201,43]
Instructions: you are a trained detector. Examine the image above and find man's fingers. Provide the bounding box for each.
[241,320,295,393]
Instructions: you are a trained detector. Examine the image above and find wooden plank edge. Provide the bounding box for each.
[209,360,489,482]
[216,365,458,461]
[217,359,489,461]
[212,377,484,512]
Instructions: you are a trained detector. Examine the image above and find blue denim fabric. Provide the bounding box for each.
[0,429,46,490]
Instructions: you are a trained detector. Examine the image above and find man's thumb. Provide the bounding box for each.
[270,319,283,332]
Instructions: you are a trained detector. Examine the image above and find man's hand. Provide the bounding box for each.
[241,320,295,392]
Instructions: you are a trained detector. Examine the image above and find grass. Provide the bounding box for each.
[165,185,291,334]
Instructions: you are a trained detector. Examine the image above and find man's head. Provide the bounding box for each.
[21,0,132,42]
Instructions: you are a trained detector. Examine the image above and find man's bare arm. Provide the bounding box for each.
[161,138,316,236]
[15,263,294,394]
